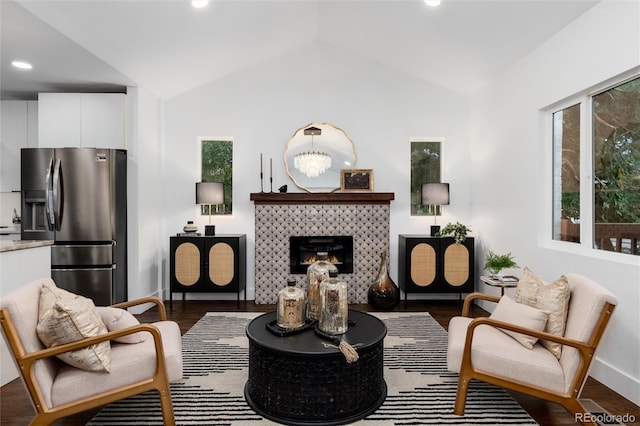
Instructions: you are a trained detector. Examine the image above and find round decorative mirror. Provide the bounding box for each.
[284,122,357,192]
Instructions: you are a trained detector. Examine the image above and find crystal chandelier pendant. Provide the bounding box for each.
[293,125,332,178]
[294,151,332,178]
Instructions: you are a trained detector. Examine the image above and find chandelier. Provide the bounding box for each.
[294,126,332,178]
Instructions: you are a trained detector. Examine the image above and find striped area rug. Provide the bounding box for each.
[89,312,538,425]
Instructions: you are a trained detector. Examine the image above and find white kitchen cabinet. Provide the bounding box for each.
[0,101,38,192]
[38,93,125,149]
[38,93,81,147]
[0,242,52,386]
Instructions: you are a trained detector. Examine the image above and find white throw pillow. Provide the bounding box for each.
[97,307,147,344]
[36,284,110,372]
[489,295,549,349]
[515,267,570,358]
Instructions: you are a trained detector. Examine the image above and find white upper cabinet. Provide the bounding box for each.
[38,93,125,149]
[0,101,38,191]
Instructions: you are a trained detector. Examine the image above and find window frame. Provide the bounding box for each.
[551,101,583,243]
[543,68,640,264]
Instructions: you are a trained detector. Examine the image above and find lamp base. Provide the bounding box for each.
[205,225,216,236]
[430,225,440,237]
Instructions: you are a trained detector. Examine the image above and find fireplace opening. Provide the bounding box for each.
[289,236,353,274]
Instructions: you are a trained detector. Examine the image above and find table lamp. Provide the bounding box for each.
[421,183,450,236]
[196,182,224,236]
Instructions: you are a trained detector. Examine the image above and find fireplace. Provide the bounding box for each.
[250,192,394,304]
[290,236,353,274]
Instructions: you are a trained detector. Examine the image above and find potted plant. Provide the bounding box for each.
[436,222,471,244]
[484,251,519,277]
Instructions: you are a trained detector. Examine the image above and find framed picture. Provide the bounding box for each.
[341,169,374,192]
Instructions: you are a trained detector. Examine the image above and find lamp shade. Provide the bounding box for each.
[196,182,224,205]
[421,183,450,205]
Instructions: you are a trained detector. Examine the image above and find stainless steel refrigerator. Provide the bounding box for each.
[21,148,127,305]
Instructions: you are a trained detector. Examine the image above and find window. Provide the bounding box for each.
[410,139,443,216]
[200,138,233,215]
[551,76,640,255]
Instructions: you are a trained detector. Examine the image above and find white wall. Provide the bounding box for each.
[159,1,639,404]
[163,40,471,300]
[125,86,164,311]
[470,0,640,404]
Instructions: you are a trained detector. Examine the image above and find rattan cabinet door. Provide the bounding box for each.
[203,235,246,292]
[441,237,474,292]
[170,236,206,292]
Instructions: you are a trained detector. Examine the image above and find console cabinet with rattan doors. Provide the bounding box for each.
[169,235,246,308]
[398,235,474,306]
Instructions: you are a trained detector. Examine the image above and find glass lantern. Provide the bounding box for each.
[319,270,348,335]
[277,278,306,329]
[306,252,338,320]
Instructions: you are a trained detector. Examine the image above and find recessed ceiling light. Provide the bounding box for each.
[12,60,32,70]
[191,0,208,8]
[424,0,441,7]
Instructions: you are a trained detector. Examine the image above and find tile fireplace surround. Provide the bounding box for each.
[250,192,395,304]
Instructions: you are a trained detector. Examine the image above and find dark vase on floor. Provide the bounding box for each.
[368,252,400,310]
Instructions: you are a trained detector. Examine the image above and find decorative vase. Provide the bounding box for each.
[319,270,348,335]
[368,252,400,310]
[277,279,306,329]
[306,252,338,320]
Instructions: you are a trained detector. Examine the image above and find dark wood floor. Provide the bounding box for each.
[2,300,638,425]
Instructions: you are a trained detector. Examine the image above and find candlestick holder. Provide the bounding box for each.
[260,172,264,193]
[269,158,273,193]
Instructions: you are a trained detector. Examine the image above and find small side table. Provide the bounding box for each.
[480,275,519,296]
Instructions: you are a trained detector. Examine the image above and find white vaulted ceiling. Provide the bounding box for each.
[1,0,600,100]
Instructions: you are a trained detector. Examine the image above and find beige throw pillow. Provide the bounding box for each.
[97,307,147,344]
[489,295,549,349]
[36,284,110,372]
[515,267,571,358]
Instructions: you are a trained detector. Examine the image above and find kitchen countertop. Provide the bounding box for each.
[0,240,54,253]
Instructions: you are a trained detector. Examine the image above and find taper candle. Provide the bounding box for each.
[270,158,273,177]
[260,153,263,173]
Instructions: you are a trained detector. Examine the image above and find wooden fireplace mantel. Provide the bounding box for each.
[249,192,394,205]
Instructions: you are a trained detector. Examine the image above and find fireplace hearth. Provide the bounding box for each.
[290,236,353,274]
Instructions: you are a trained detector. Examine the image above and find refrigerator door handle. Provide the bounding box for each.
[52,158,62,231]
[45,157,55,230]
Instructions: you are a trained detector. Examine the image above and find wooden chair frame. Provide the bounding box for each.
[454,292,615,426]
[0,297,176,426]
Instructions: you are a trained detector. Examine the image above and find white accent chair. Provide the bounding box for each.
[447,273,617,425]
[0,278,183,426]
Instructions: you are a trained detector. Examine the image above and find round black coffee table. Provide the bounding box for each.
[244,310,387,425]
